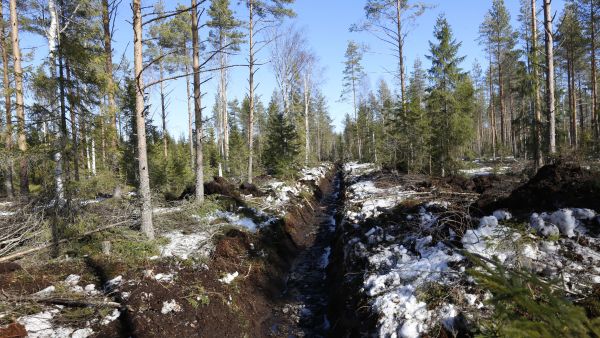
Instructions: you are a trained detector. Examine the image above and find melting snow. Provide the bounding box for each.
[218,271,239,284]
[161,300,182,314]
[160,231,212,260]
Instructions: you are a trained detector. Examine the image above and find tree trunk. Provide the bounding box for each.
[192,0,204,201]
[304,73,310,166]
[247,0,255,184]
[0,0,14,198]
[591,0,599,142]
[543,0,556,154]
[497,44,506,147]
[395,0,406,110]
[133,0,154,239]
[531,0,544,168]
[185,60,194,169]
[489,56,497,160]
[66,61,80,181]
[159,57,168,159]
[9,0,28,197]
[219,33,229,171]
[102,0,118,170]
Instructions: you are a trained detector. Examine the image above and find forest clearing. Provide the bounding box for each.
[1,0,600,337]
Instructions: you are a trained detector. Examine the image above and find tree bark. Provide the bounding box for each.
[159,56,168,159]
[133,0,154,239]
[488,56,497,160]
[247,0,255,184]
[102,0,118,170]
[0,0,14,198]
[192,0,204,201]
[9,0,28,196]
[66,61,80,181]
[396,0,406,110]
[543,0,556,154]
[590,0,599,142]
[531,0,544,168]
[185,60,194,169]
[304,72,310,166]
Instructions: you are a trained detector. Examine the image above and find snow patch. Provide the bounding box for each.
[218,271,239,284]
[161,300,182,314]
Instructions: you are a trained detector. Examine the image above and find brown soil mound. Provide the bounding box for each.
[178,177,243,202]
[239,182,263,196]
[483,162,600,213]
[440,174,503,194]
[0,262,21,274]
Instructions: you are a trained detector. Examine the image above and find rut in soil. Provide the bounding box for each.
[282,172,342,337]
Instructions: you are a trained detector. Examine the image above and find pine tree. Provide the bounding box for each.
[341,41,366,161]
[427,15,475,176]
[557,2,585,149]
[479,0,518,155]
[207,0,243,171]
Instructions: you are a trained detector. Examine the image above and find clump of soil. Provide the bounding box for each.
[239,182,263,196]
[178,177,244,203]
[0,262,21,274]
[482,162,600,213]
[440,174,504,194]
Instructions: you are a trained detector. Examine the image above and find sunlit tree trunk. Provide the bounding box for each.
[133,0,154,239]
[531,0,544,168]
[0,0,14,198]
[543,0,556,154]
[247,0,255,183]
[192,0,204,201]
[9,0,28,196]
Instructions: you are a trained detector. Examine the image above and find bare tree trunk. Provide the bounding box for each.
[591,0,599,142]
[66,62,80,181]
[247,0,255,184]
[192,0,204,202]
[219,34,229,171]
[568,56,578,148]
[0,0,14,198]
[9,0,28,197]
[185,60,194,169]
[133,0,154,239]
[102,0,118,170]
[304,73,310,166]
[395,0,406,110]
[531,0,544,168]
[543,0,556,154]
[488,56,497,160]
[47,0,65,205]
[352,67,361,161]
[159,58,168,159]
[497,44,506,148]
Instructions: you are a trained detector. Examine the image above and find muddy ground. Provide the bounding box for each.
[0,166,343,338]
[2,161,600,338]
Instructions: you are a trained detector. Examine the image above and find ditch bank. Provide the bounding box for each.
[0,164,347,338]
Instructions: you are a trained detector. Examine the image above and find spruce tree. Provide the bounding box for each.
[263,94,299,177]
[427,15,475,176]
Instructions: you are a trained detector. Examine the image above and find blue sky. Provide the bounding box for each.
[22,0,567,136]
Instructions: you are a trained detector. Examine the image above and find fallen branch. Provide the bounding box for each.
[0,220,134,263]
[2,297,123,309]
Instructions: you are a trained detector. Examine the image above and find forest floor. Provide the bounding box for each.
[1,158,600,337]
